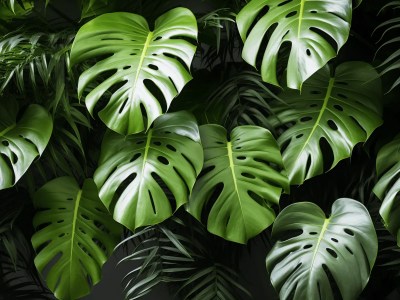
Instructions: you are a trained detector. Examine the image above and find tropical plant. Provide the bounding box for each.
[1,0,400,299]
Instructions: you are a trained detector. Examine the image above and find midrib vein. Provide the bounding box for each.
[299,77,335,156]
[310,218,330,269]
[69,189,83,278]
[297,0,306,37]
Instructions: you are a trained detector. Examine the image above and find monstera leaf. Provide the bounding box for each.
[0,101,52,190]
[266,198,378,300]
[70,8,198,135]
[94,111,203,231]
[31,177,121,300]
[188,125,289,244]
[373,134,400,246]
[269,62,382,185]
[236,0,352,89]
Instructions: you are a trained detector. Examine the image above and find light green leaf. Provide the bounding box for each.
[70,8,198,135]
[31,177,121,300]
[269,62,382,185]
[189,125,289,244]
[373,134,400,246]
[266,198,378,300]
[236,0,352,89]
[94,111,203,231]
[0,102,53,190]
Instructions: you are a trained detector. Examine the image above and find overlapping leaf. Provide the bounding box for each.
[0,101,52,189]
[269,62,382,185]
[236,0,352,89]
[94,111,203,231]
[31,177,121,300]
[189,125,289,244]
[266,198,378,300]
[70,8,198,135]
[373,134,400,246]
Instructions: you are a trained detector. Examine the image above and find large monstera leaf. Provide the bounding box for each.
[70,8,198,135]
[373,134,400,246]
[94,111,203,231]
[188,125,289,244]
[266,198,378,300]
[0,101,52,189]
[269,62,382,185]
[236,0,352,89]
[31,177,121,300]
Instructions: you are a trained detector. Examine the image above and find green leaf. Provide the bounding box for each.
[269,62,382,185]
[70,8,198,135]
[94,111,203,231]
[31,177,121,300]
[266,198,378,300]
[373,134,400,246]
[0,0,33,21]
[79,0,112,19]
[189,125,289,244]
[0,102,53,190]
[236,0,352,90]
[375,1,400,92]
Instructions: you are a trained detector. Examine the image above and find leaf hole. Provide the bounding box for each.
[327,120,338,131]
[310,104,318,107]
[331,238,338,243]
[143,79,167,112]
[326,248,338,258]
[130,153,141,163]
[285,11,297,18]
[123,66,131,70]
[166,144,176,152]
[237,156,246,160]
[304,244,313,249]
[278,0,292,6]
[309,232,318,235]
[344,228,354,236]
[306,49,311,56]
[201,183,223,224]
[337,93,348,99]
[345,245,354,255]
[153,141,162,146]
[2,140,9,146]
[296,134,304,139]
[157,156,169,165]
[333,104,343,111]
[300,116,312,122]
[311,90,322,95]
[309,27,338,52]
[148,64,158,71]
[242,172,256,179]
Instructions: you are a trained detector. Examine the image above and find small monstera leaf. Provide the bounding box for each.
[0,101,52,189]
[188,125,289,244]
[373,134,400,246]
[269,62,382,185]
[31,177,121,300]
[70,8,198,135]
[236,0,352,89]
[266,198,378,300]
[94,111,203,231]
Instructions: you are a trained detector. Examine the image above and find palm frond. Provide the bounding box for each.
[375,1,400,92]
[202,70,282,131]
[118,213,251,300]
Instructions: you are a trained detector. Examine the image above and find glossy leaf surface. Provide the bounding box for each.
[266,198,378,300]
[31,177,121,300]
[269,62,382,185]
[94,111,203,231]
[236,0,352,89]
[70,8,197,135]
[189,125,289,244]
[373,134,400,246]
[0,102,52,189]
